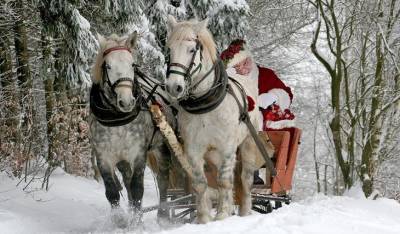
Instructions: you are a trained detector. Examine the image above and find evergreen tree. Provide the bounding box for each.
[189,0,250,50]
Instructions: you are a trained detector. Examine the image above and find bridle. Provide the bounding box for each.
[90,46,144,127]
[101,46,138,97]
[167,38,216,99]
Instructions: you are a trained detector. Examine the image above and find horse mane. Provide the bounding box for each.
[167,20,217,63]
[92,34,130,84]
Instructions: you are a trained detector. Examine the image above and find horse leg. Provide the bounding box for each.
[97,159,120,207]
[215,153,236,220]
[238,135,258,216]
[97,156,128,228]
[151,144,171,221]
[187,150,211,224]
[116,161,133,202]
[130,157,145,213]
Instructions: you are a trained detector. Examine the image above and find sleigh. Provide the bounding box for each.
[145,126,302,223]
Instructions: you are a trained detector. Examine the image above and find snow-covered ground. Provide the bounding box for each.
[1,169,399,234]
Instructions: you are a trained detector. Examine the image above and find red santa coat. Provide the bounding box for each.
[257,66,295,130]
[258,66,293,102]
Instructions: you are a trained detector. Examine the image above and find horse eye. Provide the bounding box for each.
[189,48,196,53]
[105,64,111,70]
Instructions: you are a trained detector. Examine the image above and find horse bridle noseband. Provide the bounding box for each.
[167,38,216,99]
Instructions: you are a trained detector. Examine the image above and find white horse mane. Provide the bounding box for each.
[92,34,131,84]
[166,19,218,64]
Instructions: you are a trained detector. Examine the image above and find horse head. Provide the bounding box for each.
[165,15,217,100]
[93,32,139,112]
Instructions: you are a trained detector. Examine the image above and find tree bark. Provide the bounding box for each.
[0,35,20,131]
[13,0,31,93]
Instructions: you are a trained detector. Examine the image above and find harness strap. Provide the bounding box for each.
[169,63,188,71]
[103,46,131,57]
[227,79,277,177]
[168,69,187,77]
[189,62,216,94]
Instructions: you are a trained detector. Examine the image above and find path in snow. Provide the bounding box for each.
[0,169,399,234]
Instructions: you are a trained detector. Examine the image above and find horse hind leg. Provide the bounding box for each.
[215,153,236,220]
[238,135,258,216]
[130,157,145,212]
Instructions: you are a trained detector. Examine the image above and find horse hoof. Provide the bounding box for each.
[215,211,231,221]
[111,207,128,228]
[239,210,251,217]
[197,214,212,224]
[157,216,171,227]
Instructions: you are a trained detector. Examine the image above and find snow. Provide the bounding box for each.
[1,169,400,234]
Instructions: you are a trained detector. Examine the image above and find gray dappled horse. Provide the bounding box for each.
[89,32,173,227]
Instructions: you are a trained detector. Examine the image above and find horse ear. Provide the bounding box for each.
[195,18,209,32]
[97,33,106,48]
[167,15,177,31]
[126,31,138,50]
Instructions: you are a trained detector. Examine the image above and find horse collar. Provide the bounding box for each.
[90,84,143,127]
[179,59,229,114]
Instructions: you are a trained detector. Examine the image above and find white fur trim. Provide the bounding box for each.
[226,67,236,77]
[268,88,291,110]
[258,93,278,109]
[226,50,252,68]
[265,119,296,129]
[257,110,263,131]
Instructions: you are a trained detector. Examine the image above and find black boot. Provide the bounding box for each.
[253,170,264,185]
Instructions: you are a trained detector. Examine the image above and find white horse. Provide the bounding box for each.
[165,16,261,223]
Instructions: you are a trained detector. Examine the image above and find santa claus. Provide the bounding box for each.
[220,39,295,131]
[221,40,296,185]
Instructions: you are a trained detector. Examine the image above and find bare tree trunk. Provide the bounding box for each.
[11,0,31,177]
[312,120,321,193]
[360,31,384,197]
[13,0,31,93]
[324,164,328,195]
[0,35,20,134]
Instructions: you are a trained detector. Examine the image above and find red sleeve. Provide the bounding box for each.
[258,66,293,101]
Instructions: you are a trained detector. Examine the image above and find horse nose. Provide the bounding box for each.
[117,98,134,112]
[167,83,184,98]
[119,100,127,108]
[176,85,183,93]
